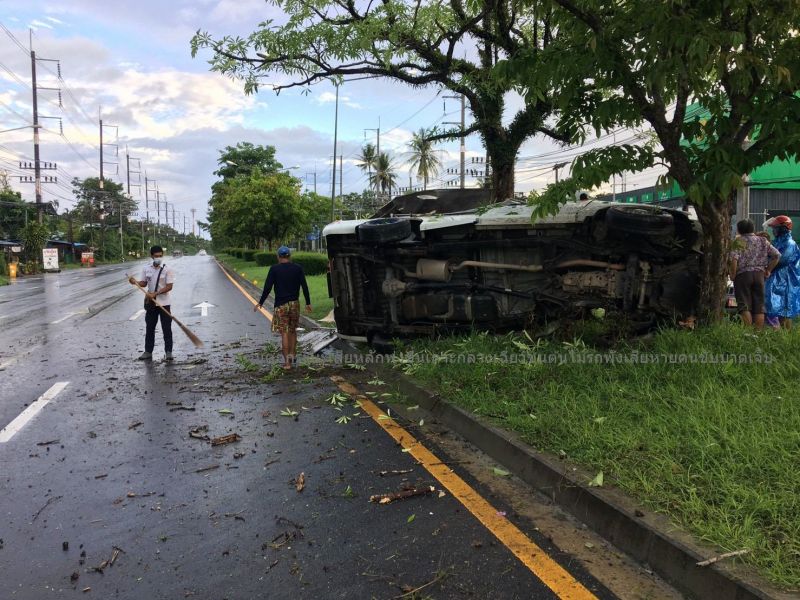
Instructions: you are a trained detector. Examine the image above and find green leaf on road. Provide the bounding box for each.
[407,514,416,524]
[493,467,511,477]
[588,471,604,487]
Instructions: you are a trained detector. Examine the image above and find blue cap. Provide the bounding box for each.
[277,245,291,257]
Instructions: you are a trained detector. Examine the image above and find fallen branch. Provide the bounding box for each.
[696,548,750,567]
[211,433,241,446]
[394,568,451,598]
[32,495,63,522]
[370,486,435,505]
[192,464,220,474]
[128,422,143,430]
[379,469,414,477]
[36,439,60,446]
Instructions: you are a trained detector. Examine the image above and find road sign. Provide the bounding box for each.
[42,248,59,272]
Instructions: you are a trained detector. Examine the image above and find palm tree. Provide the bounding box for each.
[406,128,441,189]
[369,152,398,198]
[356,143,377,190]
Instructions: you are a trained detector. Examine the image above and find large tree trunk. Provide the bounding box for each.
[486,140,518,202]
[695,196,732,323]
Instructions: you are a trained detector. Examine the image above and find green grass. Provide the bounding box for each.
[0,274,8,286]
[217,253,334,322]
[396,323,800,588]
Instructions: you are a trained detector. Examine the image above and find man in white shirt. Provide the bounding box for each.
[129,245,175,361]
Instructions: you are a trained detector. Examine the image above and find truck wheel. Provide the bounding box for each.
[356,218,412,243]
[605,206,674,237]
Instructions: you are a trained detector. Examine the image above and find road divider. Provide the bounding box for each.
[0,382,69,443]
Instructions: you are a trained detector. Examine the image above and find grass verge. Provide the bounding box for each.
[216,253,333,323]
[0,274,8,286]
[395,322,800,588]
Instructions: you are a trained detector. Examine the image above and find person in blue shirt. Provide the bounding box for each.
[764,215,800,330]
[254,246,312,369]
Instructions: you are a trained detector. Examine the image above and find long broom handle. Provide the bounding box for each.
[126,275,204,348]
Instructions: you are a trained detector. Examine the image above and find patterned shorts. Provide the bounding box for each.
[272,300,300,333]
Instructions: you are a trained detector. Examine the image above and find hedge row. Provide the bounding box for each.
[253,251,328,275]
[223,248,327,276]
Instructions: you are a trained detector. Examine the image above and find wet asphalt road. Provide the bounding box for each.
[0,256,672,599]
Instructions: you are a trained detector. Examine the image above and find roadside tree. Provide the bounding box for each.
[407,128,442,189]
[191,0,569,201]
[506,0,800,321]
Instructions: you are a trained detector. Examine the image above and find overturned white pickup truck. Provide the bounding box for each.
[323,191,701,343]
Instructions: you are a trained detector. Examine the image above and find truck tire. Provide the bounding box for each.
[605,206,674,237]
[356,218,412,243]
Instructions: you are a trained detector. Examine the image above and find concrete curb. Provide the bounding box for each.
[374,363,791,600]
[215,257,321,331]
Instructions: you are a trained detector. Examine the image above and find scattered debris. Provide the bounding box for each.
[169,405,196,412]
[218,409,234,416]
[128,422,143,430]
[94,474,108,480]
[82,587,91,593]
[211,433,241,447]
[295,472,306,492]
[696,548,750,567]
[224,511,246,522]
[379,469,414,477]
[32,495,63,522]
[188,425,210,441]
[62,541,69,551]
[36,439,60,446]
[70,571,80,582]
[264,459,280,467]
[233,451,246,459]
[267,518,304,550]
[492,467,511,477]
[370,486,435,505]
[192,464,220,474]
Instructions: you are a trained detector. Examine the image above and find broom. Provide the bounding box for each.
[126,275,204,348]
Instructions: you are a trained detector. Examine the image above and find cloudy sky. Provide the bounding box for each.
[0,0,650,229]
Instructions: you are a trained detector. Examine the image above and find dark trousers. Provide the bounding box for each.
[145,305,173,353]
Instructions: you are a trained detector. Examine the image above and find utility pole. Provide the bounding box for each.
[364,120,381,194]
[191,208,196,237]
[23,34,61,223]
[339,155,343,198]
[444,94,466,189]
[330,84,339,222]
[305,171,317,194]
[99,109,103,189]
[553,162,568,184]
[30,41,42,221]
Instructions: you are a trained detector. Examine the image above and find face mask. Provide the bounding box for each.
[153,258,162,266]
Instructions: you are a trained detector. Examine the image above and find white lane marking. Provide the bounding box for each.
[129,309,146,321]
[50,312,77,324]
[0,382,70,443]
[193,301,215,317]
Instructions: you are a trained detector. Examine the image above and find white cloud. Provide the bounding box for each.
[29,19,54,30]
[315,91,362,110]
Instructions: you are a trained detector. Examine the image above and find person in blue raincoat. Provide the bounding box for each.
[764,215,800,329]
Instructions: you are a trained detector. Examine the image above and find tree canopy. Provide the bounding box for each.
[500,0,800,320]
[191,0,567,200]
[407,128,442,189]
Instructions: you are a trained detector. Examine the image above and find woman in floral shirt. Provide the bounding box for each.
[729,219,781,330]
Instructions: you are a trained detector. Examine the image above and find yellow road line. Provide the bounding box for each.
[220,260,596,599]
[332,376,598,600]
[216,260,273,320]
